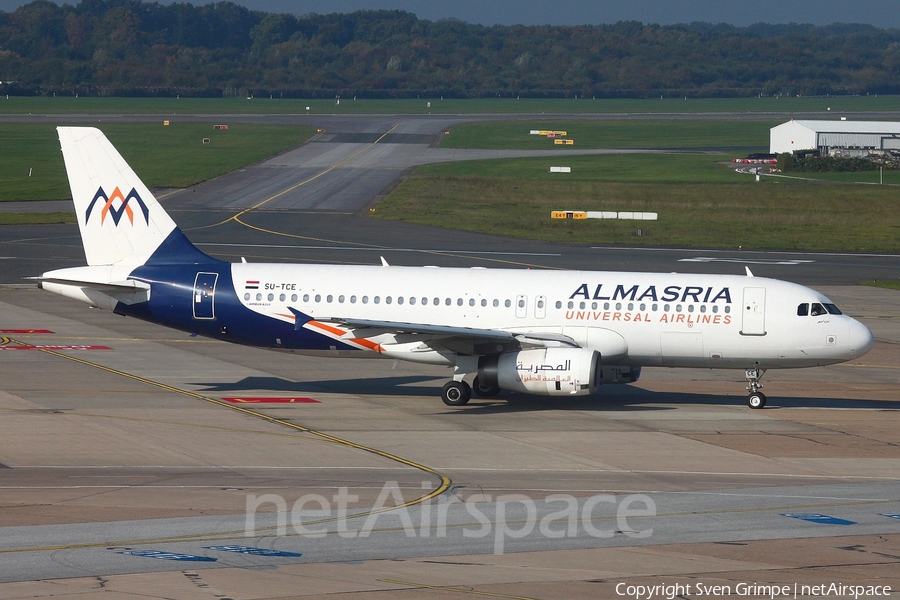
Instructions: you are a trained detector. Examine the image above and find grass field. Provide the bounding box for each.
[440,119,778,150]
[3,96,899,253]
[374,152,900,253]
[862,280,900,290]
[1,95,899,115]
[0,122,314,203]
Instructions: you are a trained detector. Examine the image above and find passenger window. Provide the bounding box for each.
[567,301,574,309]
[457,298,463,306]
[303,294,309,302]
[505,299,511,308]
[279,293,286,302]
[350,295,356,304]
[810,302,827,316]
[374,296,380,304]
[481,299,487,307]
[268,293,274,301]
[338,295,344,303]
[797,303,809,316]
[699,305,706,313]
[555,300,561,309]
[244,293,250,301]
[469,299,475,306]
[445,298,451,306]
[495,299,501,308]
[409,297,416,305]
[387,296,394,304]
[397,297,404,305]
[326,294,333,303]
[579,302,585,309]
[291,294,298,302]
[724,306,731,314]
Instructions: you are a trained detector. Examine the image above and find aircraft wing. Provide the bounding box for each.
[302,312,579,353]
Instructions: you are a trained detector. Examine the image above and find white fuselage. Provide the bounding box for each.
[231,263,873,370]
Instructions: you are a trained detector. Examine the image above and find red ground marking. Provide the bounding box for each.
[0,345,112,351]
[221,397,321,404]
[1,329,55,334]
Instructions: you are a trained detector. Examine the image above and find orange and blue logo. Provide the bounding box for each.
[85,186,150,226]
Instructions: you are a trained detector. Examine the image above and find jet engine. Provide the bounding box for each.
[478,348,600,396]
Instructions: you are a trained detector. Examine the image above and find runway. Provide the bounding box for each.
[1,112,899,597]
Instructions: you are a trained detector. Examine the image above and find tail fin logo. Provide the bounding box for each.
[85,186,150,226]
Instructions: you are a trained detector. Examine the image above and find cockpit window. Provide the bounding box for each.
[823,303,842,315]
[797,303,809,316]
[810,302,828,316]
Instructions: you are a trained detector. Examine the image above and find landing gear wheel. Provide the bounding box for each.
[441,381,471,406]
[748,392,767,409]
[472,376,501,397]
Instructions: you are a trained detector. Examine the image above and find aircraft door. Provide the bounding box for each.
[515,295,528,318]
[193,272,218,320]
[740,287,766,336]
[535,295,547,319]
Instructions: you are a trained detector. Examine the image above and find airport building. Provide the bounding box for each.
[770,119,900,156]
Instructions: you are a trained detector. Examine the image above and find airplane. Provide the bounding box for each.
[38,127,875,409]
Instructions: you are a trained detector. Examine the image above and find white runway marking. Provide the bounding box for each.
[198,242,560,256]
[678,257,815,265]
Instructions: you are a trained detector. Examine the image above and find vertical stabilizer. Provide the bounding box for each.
[58,127,180,266]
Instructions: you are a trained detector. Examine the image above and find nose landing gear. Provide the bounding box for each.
[745,367,766,409]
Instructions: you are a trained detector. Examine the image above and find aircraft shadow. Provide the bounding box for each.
[191,376,900,413]
[191,375,440,395]
[455,389,900,414]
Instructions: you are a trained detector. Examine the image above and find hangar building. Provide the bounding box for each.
[770,120,900,156]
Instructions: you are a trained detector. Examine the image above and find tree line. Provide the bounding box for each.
[2,0,900,98]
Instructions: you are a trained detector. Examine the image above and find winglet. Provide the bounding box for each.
[745,266,754,277]
[380,256,390,267]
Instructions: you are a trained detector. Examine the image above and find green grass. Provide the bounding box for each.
[415,152,742,183]
[777,170,900,185]
[0,122,315,202]
[1,95,899,115]
[440,119,778,150]
[0,212,75,225]
[860,280,900,290]
[374,153,900,252]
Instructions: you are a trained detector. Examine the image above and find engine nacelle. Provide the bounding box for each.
[597,365,642,384]
[478,348,599,396]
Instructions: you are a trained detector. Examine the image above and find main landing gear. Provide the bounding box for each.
[745,367,766,409]
[441,380,471,406]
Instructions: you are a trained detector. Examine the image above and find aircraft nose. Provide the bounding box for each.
[848,319,875,358]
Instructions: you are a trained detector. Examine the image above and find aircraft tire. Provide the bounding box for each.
[472,376,501,397]
[442,381,471,406]
[747,392,767,409]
